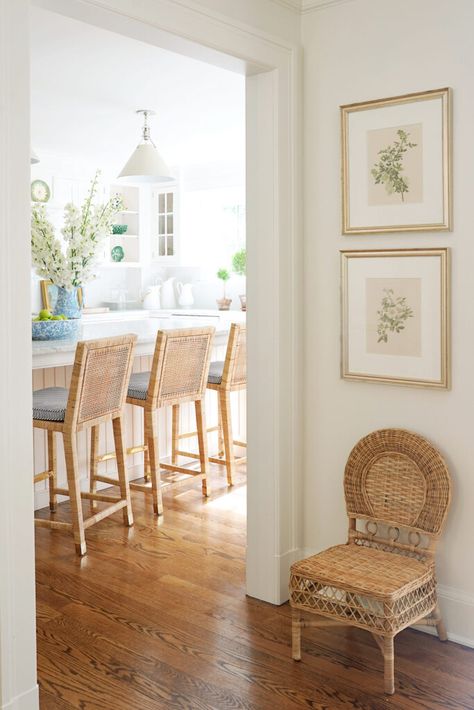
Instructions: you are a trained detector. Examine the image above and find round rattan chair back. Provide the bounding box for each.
[344,429,451,537]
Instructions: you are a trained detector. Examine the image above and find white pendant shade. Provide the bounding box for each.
[118,109,173,183]
[118,143,173,184]
[30,149,40,164]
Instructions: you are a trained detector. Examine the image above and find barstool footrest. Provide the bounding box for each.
[34,470,53,483]
[34,518,72,531]
[161,462,204,477]
[83,500,127,529]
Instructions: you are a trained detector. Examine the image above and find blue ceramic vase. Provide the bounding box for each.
[53,287,82,319]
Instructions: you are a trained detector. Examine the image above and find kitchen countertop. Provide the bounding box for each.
[32,309,246,370]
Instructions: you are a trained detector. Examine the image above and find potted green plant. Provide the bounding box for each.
[216,268,232,310]
[232,247,246,311]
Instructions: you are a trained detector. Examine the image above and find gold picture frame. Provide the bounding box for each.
[341,87,452,234]
[40,280,83,311]
[341,248,450,389]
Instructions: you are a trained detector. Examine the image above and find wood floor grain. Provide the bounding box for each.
[36,466,474,710]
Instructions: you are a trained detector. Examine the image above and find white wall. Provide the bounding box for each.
[302,0,474,645]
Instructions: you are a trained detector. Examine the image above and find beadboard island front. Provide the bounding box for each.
[32,310,246,511]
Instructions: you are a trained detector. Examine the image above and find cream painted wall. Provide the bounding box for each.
[302,0,474,645]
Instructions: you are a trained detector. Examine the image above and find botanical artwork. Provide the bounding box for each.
[368,124,423,205]
[341,249,449,388]
[341,88,451,233]
[366,278,421,357]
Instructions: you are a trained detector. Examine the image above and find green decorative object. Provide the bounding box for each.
[112,224,128,234]
[31,179,51,203]
[111,245,125,262]
[232,248,246,276]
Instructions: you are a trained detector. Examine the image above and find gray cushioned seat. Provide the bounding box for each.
[128,371,151,400]
[33,387,69,422]
[208,361,224,385]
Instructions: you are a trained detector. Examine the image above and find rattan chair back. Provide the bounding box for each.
[65,335,137,430]
[148,327,215,408]
[344,429,451,556]
[221,323,246,389]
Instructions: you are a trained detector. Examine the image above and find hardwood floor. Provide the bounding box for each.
[36,466,474,710]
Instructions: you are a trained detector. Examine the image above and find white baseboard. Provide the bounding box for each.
[299,548,474,649]
[1,685,39,710]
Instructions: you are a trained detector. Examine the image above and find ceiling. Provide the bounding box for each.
[30,6,245,179]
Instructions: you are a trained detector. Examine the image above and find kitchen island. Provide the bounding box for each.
[33,310,246,510]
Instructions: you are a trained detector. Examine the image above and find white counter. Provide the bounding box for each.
[32,309,246,369]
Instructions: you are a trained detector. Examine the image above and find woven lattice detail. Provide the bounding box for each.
[345,429,451,534]
[230,327,246,386]
[290,545,437,634]
[159,334,210,402]
[77,344,131,423]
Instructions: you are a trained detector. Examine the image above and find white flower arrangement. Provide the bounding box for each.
[31,171,122,289]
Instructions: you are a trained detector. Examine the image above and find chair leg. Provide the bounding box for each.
[145,409,163,516]
[63,432,86,556]
[219,390,235,486]
[382,635,395,695]
[144,441,151,482]
[47,430,57,512]
[217,396,224,458]
[433,603,448,641]
[112,416,134,527]
[292,609,302,661]
[195,399,210,497]
[171,404,180,465]
[90,425,99,511]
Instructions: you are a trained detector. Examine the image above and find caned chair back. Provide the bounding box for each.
[148,327,215,407]
[221,323,246,389]
[344,429,451,556]
[65,335,136,430]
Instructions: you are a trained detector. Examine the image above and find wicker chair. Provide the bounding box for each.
[176,323,246,486]
[289,429,452,695]
[33,335,137,556]
[90,327,215,516]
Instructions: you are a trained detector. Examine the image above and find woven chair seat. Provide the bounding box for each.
[208,360,224,385]
[128,371,150,400]
[290,543,436,634]
[33,387,69,422]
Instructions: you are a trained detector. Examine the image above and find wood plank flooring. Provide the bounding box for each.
[35,466,474,709]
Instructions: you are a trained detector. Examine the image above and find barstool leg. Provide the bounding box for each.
[171,404,180,465]
[195,399,210,497]
[47,430,57,512]
[145,409,163,516]
[217,396,224,458]
[219,390,235,486]
[113,416,133,527]
[63,432,86,556]
[90,425,99,510]
[144,443,151,482]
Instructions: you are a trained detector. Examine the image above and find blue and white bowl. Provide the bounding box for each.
[32,319,79,341]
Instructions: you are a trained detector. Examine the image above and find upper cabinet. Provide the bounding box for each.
[151,186,179,263]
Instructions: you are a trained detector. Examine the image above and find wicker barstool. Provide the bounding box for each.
[90,327,215,516]
[289,428,452,695]
[176,323,246,486]
[33,335,137,556]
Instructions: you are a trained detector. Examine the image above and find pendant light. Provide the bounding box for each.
[118,109,173,184]
[31,149,40,164]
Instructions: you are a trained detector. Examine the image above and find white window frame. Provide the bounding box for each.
[151,186,179,264]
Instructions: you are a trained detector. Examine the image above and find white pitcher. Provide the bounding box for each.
[160,277,176,309]
[176,282,194,308]
[141,284,161,310]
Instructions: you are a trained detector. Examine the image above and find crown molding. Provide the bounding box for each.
[269,0,302,11]
[302,0,356,12]
[269,0,357,13]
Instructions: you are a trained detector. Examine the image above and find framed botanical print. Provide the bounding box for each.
[341,88,452,234]
[341,249,449,388]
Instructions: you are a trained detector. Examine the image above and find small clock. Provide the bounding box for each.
[31,179,51,203]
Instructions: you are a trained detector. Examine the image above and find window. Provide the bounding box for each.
[152,188,177,261]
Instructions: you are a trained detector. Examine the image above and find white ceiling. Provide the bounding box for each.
[30,7,245,179]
